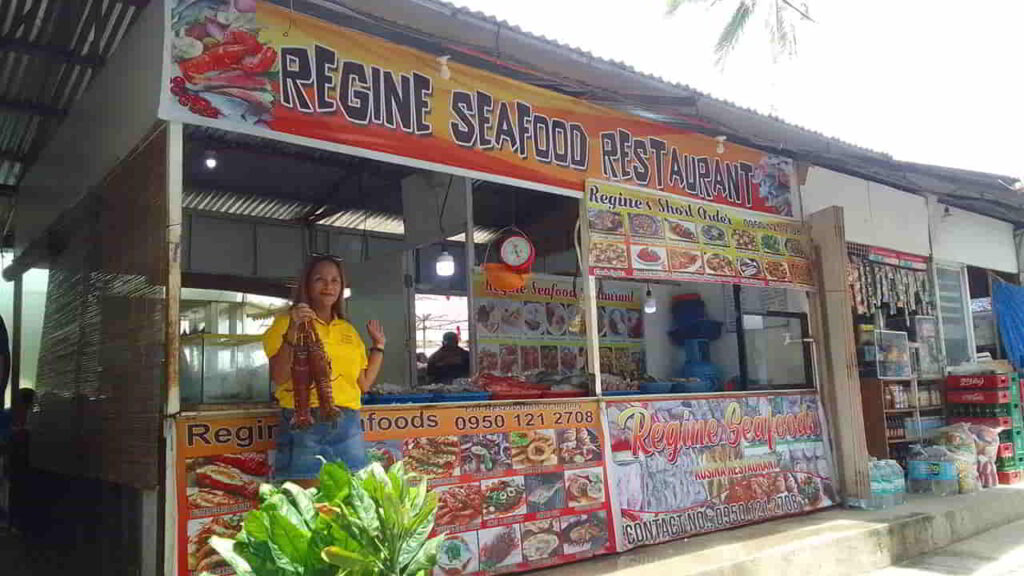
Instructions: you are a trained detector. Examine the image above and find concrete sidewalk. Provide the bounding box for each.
[536,485,1024,576]
[871,517,1024,575]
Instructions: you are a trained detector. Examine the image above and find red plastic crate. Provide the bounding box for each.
[998,469,1023,485]
[948,389,1014,404]
[947,374,1009,390]
[950,416,1015,428]
[999,443,1017,458]
[541,389,586,399]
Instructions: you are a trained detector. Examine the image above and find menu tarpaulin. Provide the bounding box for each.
[361,401,615,575]
[161,0,795,216]
[175,413,280,575]
[473,273,645,377]
[604,393,836,551]
[584,180,814,289]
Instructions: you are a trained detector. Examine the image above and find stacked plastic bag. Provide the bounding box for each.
[906,422,1001,495]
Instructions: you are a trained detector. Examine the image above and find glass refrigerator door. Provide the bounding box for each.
[740,313,813,390]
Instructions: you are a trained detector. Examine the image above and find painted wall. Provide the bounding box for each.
[930,202,1018,273]
[15,5,163,253]
[801,167,931,256]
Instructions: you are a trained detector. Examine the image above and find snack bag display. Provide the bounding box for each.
[969,424,1001,488]
[933,423,981,494]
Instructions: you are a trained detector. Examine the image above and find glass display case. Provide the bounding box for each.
[181,334,272,405]
[875,330,913,379]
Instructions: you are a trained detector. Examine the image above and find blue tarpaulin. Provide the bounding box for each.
[992,279,1024,369]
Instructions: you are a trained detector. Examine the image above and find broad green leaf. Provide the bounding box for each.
[397,512,435,570]
[207,536,256,576]
[267,509,311,571]
[408,491,438,535]
[321,546,377,571]
[388,461,408,503]
[259,483,281,501]
[348,480,382,538]
[263,493,307,534]
[401,534,442,576]
[242,510,271,542]
[405,480,427,521]
[281,482,317,528]
[319,461,352,502]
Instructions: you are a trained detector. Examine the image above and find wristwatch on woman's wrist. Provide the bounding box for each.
[370,345,385,354]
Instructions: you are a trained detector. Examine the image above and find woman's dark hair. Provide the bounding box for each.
[293,256,346,319]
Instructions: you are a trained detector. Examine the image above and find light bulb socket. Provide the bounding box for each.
[643,288,657,314]
[203,151,218,169]
[436,250,455,277]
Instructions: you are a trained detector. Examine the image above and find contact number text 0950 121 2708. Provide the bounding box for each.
[453,410,595,431]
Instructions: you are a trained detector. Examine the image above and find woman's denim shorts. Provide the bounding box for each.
[274,407,366,480]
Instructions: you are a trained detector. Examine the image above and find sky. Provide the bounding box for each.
[446,0,1023,179]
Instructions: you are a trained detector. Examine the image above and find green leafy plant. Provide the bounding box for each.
[203,461,443,576]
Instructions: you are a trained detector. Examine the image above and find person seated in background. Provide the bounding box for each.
[427,332,470,384]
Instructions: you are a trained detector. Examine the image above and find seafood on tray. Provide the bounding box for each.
[481,477,527,517]
[459,434,510,474]
[436,532,479,575]
[628,213,663,237]
[187,488,247,511]
[436,483,485,526]
[526,473,566,513]
[631,245,666,269]
[478,525,523,570]
[557,428,602,464]
[188,452,270,477]
[566,468,606,506]
[522,519,562,561]
[666,219,698,242]
[510,430,559,468]
[560,512,609,554]
[476,302,499,334]
[187,514,243,572]
[194,463,260,500]
[587,208,624,234]
[402,436,460,478]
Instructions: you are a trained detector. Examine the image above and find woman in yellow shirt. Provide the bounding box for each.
[263,256,385,480]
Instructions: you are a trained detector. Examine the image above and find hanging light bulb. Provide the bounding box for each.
[343,287,352,299]
[204,150,218,169]
[715,135,727,155]
[436,249,455,277]
[644,284,657,314]
[437,55,452,80]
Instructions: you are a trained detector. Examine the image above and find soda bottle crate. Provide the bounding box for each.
[947,373,1012,390]
[948,389,1015,404]
[999,469,1024,485]
[996,454,1024,472]
[999,442,1017,458]
[950,416,1016,429]
[1000,427,1024,454]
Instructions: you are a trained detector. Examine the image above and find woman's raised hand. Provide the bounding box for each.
[290,303,317,326]
[367,319,387,348]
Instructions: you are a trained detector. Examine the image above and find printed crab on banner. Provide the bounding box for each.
[604,393,836,552]
[163,0,796,217]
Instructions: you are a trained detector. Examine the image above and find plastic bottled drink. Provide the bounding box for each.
[869,460,886,509]
[887,460,906,505]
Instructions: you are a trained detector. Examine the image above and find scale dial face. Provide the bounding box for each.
[499,235,534,270]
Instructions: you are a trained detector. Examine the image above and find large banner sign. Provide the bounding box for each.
[162,0,796,216]
[584,179,813,289]
[361,400,616,575]
[604,393,836,551]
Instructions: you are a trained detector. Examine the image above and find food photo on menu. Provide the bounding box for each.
[545,302,568,336]
[460,433,511,474]
[522,302,546,335]
[587,208,625,235]
[704,252,736,276]
[478,524,524,570]
[435,531,480,576]
[628,213,663,238]
[436,482,485,527]
[401,436,460,479]
[589,239,629,268]
[764,260,791,282]
[521,518,563,562]
[668,247,703,274]
[556,428,602,465]
[630,245,667,271]
[187,514,243,574]
[560,511,609,555]
[366,440,402,469]
[665,218,699,242]
[481,476,527,518]
[186,451,270,514]
[475,301,499,335]
[700,224,729,247]
[732,229,759,251]
[509,430,559,468]
[520,345,541,372]
[737,256,764,279]
[525,472,567,513]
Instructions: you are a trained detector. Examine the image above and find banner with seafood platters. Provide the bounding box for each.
[604,392,837,551]
[175,412,279,575]
[361,401,615,575]
[473,273,646,378]
[584,180,814,290]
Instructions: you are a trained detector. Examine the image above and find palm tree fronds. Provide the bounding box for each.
[665,0,717,16]
[713,1,754,65]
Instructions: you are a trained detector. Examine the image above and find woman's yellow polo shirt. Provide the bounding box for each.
[263,314,367,410]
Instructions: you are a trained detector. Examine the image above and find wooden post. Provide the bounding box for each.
[808,206,871,505]
[166,122,183,417]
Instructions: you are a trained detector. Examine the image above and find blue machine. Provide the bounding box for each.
[668,296,722,393]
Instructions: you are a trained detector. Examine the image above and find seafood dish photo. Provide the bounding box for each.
[520,346,541,372]
[590,240,629,268]
[541,346,560,372]
[476,302,499,334]
[510,430,559,468]
[666,219,699,242]
[459,434,510,474]
[788,260,812,284]
[522,519,562,562]
[436,483,485,527]
[628,213,663,237]
[499,303,526,334]
[402,436,460,478]
[560,512,609,554]
[499,345,520,374]
[192,462,261,500]
[785,237,807,258]
[631,246,667,270]
[481,476,527,518]
[737,257,764,278]
[366,441,401,469]
[546,302,568,336]
[732,229,759,251]
[526,473,566,513]
[587,208,625,234]
[435,533,479,576]
[477,344,499,374]
[187,514,243,573]
[701,224,728,246]
[761,233,784,254]
[478,525,523,570]
[704,253,736,276]
[764,260,791,281]
[557,428,602,464]
[668,247,703,273]
[565,468,606,507]
[187,489,247,512]
[523,302,546,335]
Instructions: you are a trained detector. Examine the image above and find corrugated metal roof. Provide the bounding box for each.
[0,0,146,209]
